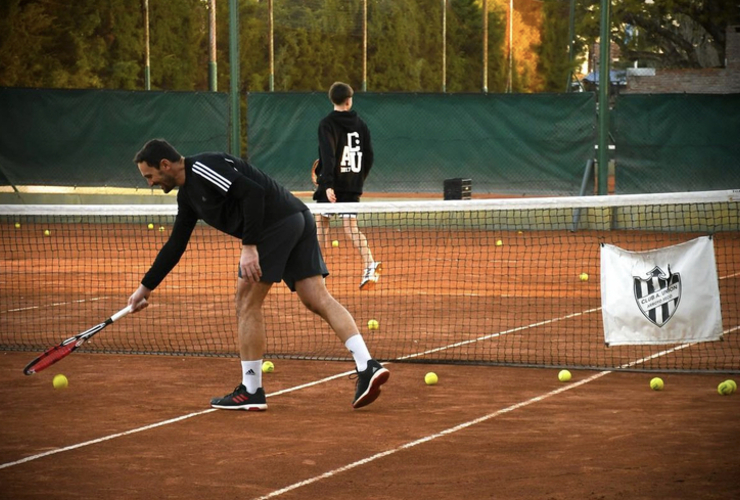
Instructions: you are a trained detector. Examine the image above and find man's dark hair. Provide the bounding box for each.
[133,139,181,168]
[328,82,353,105]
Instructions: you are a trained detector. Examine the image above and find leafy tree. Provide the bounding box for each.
[0,0,57,87]
[536,0,576,92]
[576,0,740,69]
[485,0,544,93]
[485,2,509,93]
[368,0,436,91]
[447,0,485,92]
[98,0,145,89]
[148,0,208,90]
[0,0,511,93]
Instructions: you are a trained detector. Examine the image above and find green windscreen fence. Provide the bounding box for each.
[613,94,740,194]
[0,88,229,188]
[247,92,597,195]
[4,89,736,195]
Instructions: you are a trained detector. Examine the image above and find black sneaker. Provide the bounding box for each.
[352,359,390,409]
[210,384,267,411]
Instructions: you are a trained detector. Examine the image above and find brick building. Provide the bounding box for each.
[624,25,740,94]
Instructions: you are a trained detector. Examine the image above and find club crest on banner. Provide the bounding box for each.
[601,236,722,346]
[633,266,681,327]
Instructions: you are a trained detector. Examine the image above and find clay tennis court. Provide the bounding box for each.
[1,206,739,499]
[1,354,739,499]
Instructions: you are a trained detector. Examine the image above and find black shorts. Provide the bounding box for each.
[313,188,361,204]
[239,209,328,292]
[314,189,361,218]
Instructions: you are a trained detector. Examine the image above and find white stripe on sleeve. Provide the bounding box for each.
[193,161,232,192]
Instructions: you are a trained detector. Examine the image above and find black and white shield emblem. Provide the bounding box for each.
[633,266,681,327]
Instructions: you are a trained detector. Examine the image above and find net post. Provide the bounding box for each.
[229,0,241,156]
[571,159,595,231]
[597,0,611,195]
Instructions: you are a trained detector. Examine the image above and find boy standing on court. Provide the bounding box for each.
[313,82,381,290]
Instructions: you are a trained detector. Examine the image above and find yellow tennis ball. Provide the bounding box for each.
[650,377,664,391]
[53,374,68,389]
[495,239,503,246]
[724,379,737,393]
[558,369,572,382]
[158,226,165,232]
[579,272,589,281]
[332,240,339,247]
[425,372,438,385]
[147,223,154,230]
[15,222,21,229]
[262,361,274,373]
[367,319,379,330]
[44,229,51,236]
[718,381,733,396]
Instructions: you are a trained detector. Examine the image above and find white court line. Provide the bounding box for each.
[398,307,602,360]
[399,269,736,360]
[1,302,736,472]
[0,370,356,471]
[0,410,216,470]
[0,310,591,470]
[1,297,109,315]
[0,304,602,469]
[250,371,610,500]
[249,341,707,500]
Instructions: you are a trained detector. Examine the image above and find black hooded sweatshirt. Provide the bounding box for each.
[314,110,374,197]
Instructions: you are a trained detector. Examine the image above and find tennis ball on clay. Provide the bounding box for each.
[53,374,68,389]
[262,361,275,373]
[15,222,21,229]
[650,377,664,391]
[332,240,339,247]
[367,319,379,330]
[558,369,572,382]
[44,229,51,236]
[579,272,589,281]
[158,226,165,232]
[425,372,438,385]
[147,223,154,230]
[495,239,503,246]
[718,381,733,396]
[724,379,737,393]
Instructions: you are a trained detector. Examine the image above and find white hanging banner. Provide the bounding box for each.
[600,236,723,346]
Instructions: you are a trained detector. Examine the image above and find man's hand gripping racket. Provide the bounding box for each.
[23,305,134,375]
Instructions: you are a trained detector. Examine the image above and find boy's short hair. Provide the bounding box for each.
[133,139,181,168]
[328,82,354,105]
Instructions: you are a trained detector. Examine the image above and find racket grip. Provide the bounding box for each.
[110,305,134,322]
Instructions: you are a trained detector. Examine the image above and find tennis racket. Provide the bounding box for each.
[23,305,133,375]
[311,158,320,187]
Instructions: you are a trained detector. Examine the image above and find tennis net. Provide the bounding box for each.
[1,190,738,372]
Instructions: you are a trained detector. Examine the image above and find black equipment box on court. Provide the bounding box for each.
[443,178,472,200]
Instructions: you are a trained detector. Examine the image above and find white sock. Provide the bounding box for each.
[241,359,263,393]
[345,334,372,372]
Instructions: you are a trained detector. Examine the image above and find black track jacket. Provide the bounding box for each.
[141,153,306,290]
[314,110,374,197]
